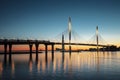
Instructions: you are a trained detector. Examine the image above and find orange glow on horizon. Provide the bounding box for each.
[0,45,103,51]
[0,43,120,51]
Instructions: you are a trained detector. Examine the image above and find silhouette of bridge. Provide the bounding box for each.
[0,17,113,62]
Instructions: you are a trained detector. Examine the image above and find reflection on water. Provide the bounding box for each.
[0,51,120,80]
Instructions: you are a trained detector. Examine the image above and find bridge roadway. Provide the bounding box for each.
[0,39,107,47]
[0,39,108,62]
[54,42,107,47]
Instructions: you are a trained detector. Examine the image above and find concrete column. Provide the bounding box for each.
[45,44,48,62]
[45,44,48,54]
[35,43,39,61]
[51,44,54,61]
[69,46,71,54]
[4,44,7,63]
[62,34,65,52]
[9,43,12,53]
[9,43,12,62]
[51,44,54,53]
[29,44,33,60]
[4,44,7,53]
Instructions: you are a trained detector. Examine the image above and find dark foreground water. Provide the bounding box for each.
[0,51,120,80]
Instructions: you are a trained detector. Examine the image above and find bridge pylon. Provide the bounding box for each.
[68,17,72,52]
[96,26,99,52]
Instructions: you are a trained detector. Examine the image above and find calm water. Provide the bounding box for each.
[0,51,120,80]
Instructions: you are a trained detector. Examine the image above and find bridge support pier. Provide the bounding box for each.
[29,44,33,60]
[4,44,7,63]
[9,43,12,63]
[51,44,54,61]
[35,43,39,61]
[62,34,65,52]
[45,44,48,62]
[4,44,7,53]
[69,45,71,54]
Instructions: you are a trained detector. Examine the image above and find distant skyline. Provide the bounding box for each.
[0,0,120,46]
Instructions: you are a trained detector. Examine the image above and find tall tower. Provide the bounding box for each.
[96,26,99,52]
[68,17,72,52]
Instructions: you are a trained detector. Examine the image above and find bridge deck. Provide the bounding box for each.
[0,39,107,47]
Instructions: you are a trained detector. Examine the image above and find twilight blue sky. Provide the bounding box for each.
[0,0,120,45]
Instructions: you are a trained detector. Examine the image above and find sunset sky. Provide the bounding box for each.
[0,0,120,49]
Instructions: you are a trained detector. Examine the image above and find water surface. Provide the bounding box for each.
[0,51,120,80]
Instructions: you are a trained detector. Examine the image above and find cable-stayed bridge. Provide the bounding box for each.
[0,17,110,50]
[0,17,112,51]
[0,17,114,62]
